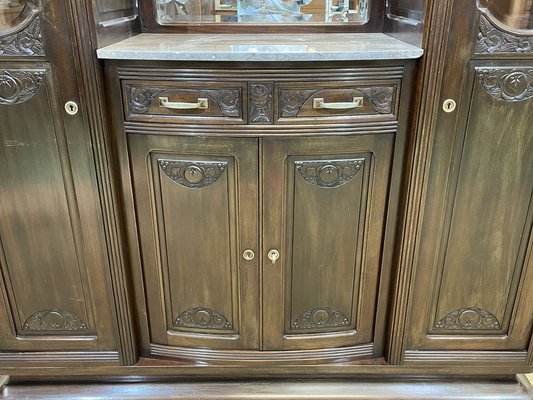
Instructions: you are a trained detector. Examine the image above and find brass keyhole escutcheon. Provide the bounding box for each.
[443,98,457,113]
[65,101,79,116]
[268,249,280,264]
[242,249,255,261]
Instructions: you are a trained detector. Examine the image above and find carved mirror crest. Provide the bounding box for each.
[0,0,43,56]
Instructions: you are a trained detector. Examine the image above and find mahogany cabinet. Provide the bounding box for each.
[111,63,410,363]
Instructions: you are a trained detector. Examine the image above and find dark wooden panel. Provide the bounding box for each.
[262,134,394,351]
[127,134,259,352]
[0,67,93,337]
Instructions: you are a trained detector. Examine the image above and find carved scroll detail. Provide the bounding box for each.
[23,309,88,331]
[296,158,364,188]
[175,307,232,329]
[476,68,533,101]
[127,86,164,114]
[436,307,501,330]
[358,87,395,113]
[0,17,44,56]
[0,70,45,105]
[249,83,273,123]
[292,307,350,330]
[158,159,227,189]
[200,89,241,117]
[280,89,319,117]
[476,15,533,54]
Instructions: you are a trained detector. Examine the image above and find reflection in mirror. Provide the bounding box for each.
[0,0,38,31]
[156,0,369,24]
[386,0,423,26]
[481,0,533,30]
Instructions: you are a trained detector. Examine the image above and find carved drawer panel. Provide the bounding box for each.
[122,80,246,124]
[275,81,400,124]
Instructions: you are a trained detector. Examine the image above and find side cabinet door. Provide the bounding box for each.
[0,2,118,361]
[128,135,260,353]
[262,135,394,355]
[402,1,533,366]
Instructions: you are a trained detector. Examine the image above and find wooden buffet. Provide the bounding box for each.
[0,0,532,396]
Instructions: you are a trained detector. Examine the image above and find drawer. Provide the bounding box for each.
[275,81,400,124]
[122,80,247,124]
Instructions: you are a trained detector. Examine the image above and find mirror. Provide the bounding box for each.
[481,0,533,30]
[0,0,38,31]
[155,0,369,24]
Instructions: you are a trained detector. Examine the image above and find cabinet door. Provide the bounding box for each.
[399,0,533,366]
[128,135,260,351]
[0,1,118,361]
[262,135,394,352]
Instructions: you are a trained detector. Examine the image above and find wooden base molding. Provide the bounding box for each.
[0,378,532,399]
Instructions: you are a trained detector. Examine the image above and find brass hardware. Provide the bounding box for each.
[313,97,364,110]
[242,249,255,261]
[442,98,457,113]
[159,97,209,110]
[64,101,79,115]
[267,249,280,264]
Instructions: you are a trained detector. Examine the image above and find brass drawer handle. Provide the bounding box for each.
[313,97,364,110]
[159,97,209,110]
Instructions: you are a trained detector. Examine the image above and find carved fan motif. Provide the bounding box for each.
[23,309,88,331]
[292,307,350,330]
[435,307,501,330]
[295,158,364,188]
[0,69,44,105]
[158,159,228,189]
[175,307,232,329]
[477,68,533,102]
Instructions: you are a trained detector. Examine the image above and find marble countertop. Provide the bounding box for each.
[96,33,423,62]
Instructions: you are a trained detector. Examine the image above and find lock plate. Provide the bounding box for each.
[65,101,79,116]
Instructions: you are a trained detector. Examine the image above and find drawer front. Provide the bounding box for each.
[275,81,400,124]
[122,81,247,124]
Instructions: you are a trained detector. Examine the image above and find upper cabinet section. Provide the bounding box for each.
[480,0,533,30]
[154,0,369,24]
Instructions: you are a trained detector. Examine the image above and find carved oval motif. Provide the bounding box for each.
[296,158,364,188]
[292,307,350,330]
[435,307,501,330]
[477,67,533,101]
[175,307,232,330]
[23,309,88,332]
[0,70,44,105]
[158,159,228,189]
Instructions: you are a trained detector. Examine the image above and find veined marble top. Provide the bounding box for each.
[97,33,423,62]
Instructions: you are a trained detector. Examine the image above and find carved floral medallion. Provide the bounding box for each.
[249,82,273,123]
[0,17,44,56]
[0,70,45,105]
[23,309,88,331]
[477,68,533,101]
[175,307,232,329]
[159,159,228,189]
[295,158,364,188]
[292,307,350,330]
[476,15,533,54]
[435,307,501,330]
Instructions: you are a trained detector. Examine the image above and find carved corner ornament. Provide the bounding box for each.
[127,86,164,114]
[23,309,88,332]
[0,70,45,105]
[158,159,228,189]
[435,307,501,330]
[476,68,533,101]
[200,89,242,118]
[292,307,350,330]
[296,158,364,188]
[476,14,533,54]
[175,307,232,329]
[0,17,44,56]
[358,87,395,114]
[249,82,273,124]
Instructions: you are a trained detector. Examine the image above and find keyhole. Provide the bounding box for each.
[442,98,456,113]
[65,101,79,115]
